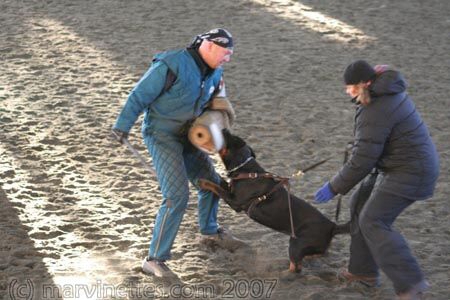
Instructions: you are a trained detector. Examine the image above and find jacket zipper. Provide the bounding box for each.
[194,80,205,116]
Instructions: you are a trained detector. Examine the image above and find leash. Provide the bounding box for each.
[285,181,296,239]
[111,131,157,176]
[290,157,332,179]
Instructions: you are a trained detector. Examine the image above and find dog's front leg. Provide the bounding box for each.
[198,178,231,200]
[198,178,243,212]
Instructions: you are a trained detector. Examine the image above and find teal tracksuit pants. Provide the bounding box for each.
[144,131,220,261]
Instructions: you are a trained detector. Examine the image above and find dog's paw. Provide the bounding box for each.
[198,178,214,190]
[289,261,303,273]
[279,269,301,282]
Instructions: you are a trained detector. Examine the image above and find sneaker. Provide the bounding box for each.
[142,257,176,278]
[338,268,380,287]
[397,280,430,300]
[200,227,248,251]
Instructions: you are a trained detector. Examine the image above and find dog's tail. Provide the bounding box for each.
[332,221,351,236]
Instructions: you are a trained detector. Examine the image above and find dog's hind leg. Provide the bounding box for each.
[289,260,303,273]
[289,237,332,273]
[288,237,305,273]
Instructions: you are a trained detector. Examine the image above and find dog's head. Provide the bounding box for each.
[219,129,256,171]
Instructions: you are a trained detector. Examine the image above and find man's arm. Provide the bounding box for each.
[113,61,169,133]
[330,111,391,195]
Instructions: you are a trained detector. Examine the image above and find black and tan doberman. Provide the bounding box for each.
[199,129,349,273]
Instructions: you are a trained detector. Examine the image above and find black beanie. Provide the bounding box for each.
[344,60,376,84]
[189,28,233,49]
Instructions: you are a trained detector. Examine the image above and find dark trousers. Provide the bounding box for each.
[348,173,425,293]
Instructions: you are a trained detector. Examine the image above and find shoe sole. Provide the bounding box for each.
[142,260,177,278]
[338,270,380,288]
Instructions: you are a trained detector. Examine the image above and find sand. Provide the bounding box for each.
[1,0,449,299]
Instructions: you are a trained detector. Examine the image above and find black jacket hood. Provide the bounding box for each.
[370,70,407,97]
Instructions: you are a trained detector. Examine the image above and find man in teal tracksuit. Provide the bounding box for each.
[112,29,238,277]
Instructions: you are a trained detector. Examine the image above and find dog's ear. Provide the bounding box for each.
[222,128,231,137]
[248,146,256,159]
[231,135,246,149]
[220,129,247,150]
[220,128,231,150]
[221,129,231,145]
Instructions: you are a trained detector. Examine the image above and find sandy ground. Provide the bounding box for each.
[1,0,449,299]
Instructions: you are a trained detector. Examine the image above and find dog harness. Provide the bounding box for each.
[229,172,297,239]
[224,148,333,240]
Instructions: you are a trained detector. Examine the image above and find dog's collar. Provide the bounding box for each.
[226,156,254,176]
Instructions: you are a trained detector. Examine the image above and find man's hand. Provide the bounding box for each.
[111,128,129,144]
[314,182,337,204]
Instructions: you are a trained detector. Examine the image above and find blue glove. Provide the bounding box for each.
[314,182,336,204]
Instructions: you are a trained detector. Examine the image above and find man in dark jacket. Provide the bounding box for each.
[314,60,439,299]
